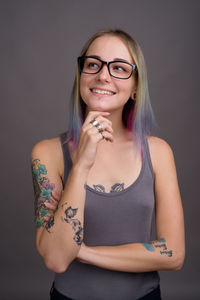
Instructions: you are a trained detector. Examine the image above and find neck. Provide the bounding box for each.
[108,110,125,138]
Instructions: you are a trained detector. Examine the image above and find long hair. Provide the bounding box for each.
[66,29,156,154]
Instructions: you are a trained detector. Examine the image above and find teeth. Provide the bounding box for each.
[92,89,114,95]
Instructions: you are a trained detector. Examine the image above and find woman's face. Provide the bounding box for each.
[80,35,136,114]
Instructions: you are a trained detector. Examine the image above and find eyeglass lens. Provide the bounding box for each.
[80,57,133,79]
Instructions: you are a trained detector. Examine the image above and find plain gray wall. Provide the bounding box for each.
[1,0,200,299]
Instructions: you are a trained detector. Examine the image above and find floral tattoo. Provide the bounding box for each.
[31,159,56,232]
[61,202,83,246]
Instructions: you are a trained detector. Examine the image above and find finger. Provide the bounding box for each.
[97,121,113,133]
[84,118,113,133]
[51,190,62,202]
[44,215,52,221]
[85,111,110,124]
[45,202,57,210]
[95,115,112,126]
[100,131,114,143]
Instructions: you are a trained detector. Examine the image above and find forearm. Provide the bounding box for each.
[38,165,88,272]
[78,238,184,273]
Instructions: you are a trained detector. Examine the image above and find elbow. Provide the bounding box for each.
[36,242,71,274]
[172,253,185,271]
[43,254,70,273]
[167,251,185,271]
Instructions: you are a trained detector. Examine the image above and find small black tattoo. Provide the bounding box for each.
[63,206,78,223]
[61,202,83,246]
[45,215,55,233]
[155,243,167,250]
[160,250,173,257]
[93,184,105,192]
[93,183,125,193]
[110,183,124,193]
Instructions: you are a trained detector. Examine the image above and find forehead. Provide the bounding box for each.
[86,35,133,62]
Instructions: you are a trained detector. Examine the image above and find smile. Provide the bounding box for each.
[91,88,115,95]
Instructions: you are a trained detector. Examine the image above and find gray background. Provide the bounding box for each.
[1,0,199,299]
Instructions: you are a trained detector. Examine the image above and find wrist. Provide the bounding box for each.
[71,163,90,179]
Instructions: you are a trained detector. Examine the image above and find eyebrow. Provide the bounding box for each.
[87,55,132,64]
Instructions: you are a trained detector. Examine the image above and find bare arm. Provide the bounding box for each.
[77,137,185,272]
[31,141,88,273]
[31,111,113,273]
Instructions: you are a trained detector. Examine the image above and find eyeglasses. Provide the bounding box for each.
[77,56,137,80]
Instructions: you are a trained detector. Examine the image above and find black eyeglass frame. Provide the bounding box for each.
[77,56,137,80]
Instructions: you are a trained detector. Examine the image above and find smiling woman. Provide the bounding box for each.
[31,29,185,300]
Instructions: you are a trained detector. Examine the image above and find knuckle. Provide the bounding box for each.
[88,132,94,140]
[82,127,86,133]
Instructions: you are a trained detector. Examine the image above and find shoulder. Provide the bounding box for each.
[31,137,62,157]
[147,136,175,175]
[31,136,64,177]
[147,136,173,155]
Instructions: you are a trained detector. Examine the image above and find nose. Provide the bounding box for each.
[96,63,111,81]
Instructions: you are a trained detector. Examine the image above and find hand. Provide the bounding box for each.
[43,190,62,221]
[73,111,114,171]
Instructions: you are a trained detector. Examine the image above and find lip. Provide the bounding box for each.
[90,87,116,96]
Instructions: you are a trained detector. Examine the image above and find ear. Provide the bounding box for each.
[130,91,137,101]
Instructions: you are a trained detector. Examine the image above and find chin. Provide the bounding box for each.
[86,101,109,112]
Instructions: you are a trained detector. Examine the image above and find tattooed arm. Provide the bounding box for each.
[31,138,88,273]
[77,138,185,272]
[31,112,113,273]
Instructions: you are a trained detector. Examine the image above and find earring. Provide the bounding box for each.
[133,93,136,100]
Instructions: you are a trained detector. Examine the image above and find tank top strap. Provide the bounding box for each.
[60,132,73,185]
[143,136,154,180]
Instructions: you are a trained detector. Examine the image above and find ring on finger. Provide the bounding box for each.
[90,119,99,127]
[96,123,103,133]
[100,132,105,139]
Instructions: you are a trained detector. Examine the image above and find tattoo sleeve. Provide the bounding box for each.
[142,238,173,257]
[31,158,56,232]
[61,202,83,246]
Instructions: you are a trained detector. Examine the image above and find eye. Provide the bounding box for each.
[84,58,100,71]
[113,65,126,72]
[88,62,99,69]
[111,63,130,74]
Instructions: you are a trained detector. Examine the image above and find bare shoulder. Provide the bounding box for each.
[31,137,61,155]
[31,137,64,177]
[147,136,175,174]
[147,136,173,154]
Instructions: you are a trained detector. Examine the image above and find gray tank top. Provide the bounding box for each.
[54,133,160,300]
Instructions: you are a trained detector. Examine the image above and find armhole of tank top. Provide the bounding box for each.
[59,132,72,187]
[145,136,154,180]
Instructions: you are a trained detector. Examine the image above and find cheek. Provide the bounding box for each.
[80,75,91,94]
[118,81,135,98]
[80,76,87,98]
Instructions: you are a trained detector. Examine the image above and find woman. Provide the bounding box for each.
[31,29,185,300]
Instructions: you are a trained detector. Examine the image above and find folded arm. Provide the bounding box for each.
[77,137,185,272]
[31,139,88,273]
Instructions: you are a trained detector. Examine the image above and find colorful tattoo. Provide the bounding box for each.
[93,183,125,193]
[61,202,83,246]
[142,243,155,252]
[31,159,55,231]
[142,238,173,257]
